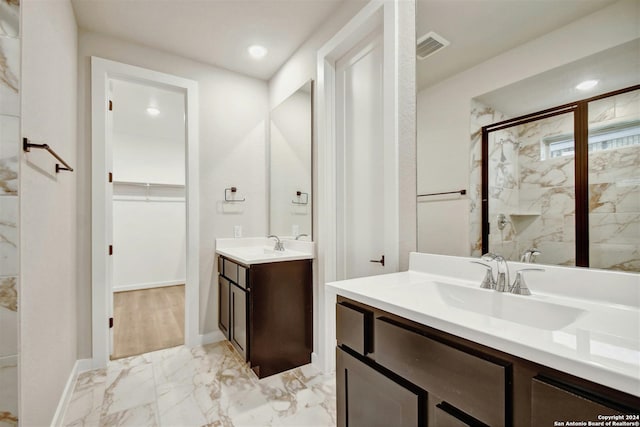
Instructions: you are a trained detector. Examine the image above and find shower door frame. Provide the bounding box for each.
[481,84,640,267]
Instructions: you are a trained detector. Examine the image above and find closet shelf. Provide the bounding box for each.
[112,180,185,188]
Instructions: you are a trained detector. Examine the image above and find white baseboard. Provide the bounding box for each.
[311,352,326,373]
[76,358,94,374]
[198,330,226,346]
[50,358,83,427]
[113,280,185,293]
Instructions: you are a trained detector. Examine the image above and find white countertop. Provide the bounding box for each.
[326,253,640,397]
[215,237,314,265]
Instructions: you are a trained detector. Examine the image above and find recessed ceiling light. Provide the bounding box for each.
[146,106,160,116]
[576,80,599,91]
[248,45,268,59]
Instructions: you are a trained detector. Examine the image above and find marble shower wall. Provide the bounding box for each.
[588,89,640,272]
[469,99,511,256]
[0,0,19,425]
[516,112,576,266]
[486,128,520,260]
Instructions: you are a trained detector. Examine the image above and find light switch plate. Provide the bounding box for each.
[234,225,242,238]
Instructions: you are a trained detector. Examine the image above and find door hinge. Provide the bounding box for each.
[109,245,113,255]
[109,317,113,328]
[109,100,113,111]
[108,172,113,183]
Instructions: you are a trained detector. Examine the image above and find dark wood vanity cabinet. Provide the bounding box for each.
[218,255,312,378]
[336,297,640,427]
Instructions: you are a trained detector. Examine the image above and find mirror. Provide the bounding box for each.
[415,0,639,271]
[476,40,639,271]
[269,80,313,239]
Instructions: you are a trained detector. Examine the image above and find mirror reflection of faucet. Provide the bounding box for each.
[496,213,510,231]
[520,248,541,263]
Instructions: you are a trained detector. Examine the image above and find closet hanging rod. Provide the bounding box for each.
[417,189,466,197]
[23,138,74,173]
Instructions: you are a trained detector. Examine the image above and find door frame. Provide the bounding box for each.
[316,0,415,373]
[91,57,200,368]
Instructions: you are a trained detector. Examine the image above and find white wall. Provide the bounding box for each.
[113,197,186,290]
[268,0,369,368]
[416,0,640,257]
[21,0,78,424]
[77,31,269,358]
[112,133,185,185]
[269,1,368,109]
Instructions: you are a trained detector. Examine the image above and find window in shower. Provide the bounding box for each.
[542,120,640,160]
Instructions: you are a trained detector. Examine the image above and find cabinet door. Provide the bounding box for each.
[230,284,248,360]
[218,277,230,339]
[336,347,421,427]
[531,377,624,425]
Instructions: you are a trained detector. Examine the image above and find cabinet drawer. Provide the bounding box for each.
[223,258,238,283]
[374,318,508,426]
[336,302,372,356]
[237,265,247,288]
[531,377,624,425]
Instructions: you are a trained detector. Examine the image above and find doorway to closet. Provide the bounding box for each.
[109,78,187,359]
[91,57,199,369]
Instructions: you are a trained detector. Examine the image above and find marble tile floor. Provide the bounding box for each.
[62,341,336,427]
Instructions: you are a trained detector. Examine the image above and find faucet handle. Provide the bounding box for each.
[470,261,496,290]
[510,268,545,296]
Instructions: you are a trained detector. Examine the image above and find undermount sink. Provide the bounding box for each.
[434,281,585,330]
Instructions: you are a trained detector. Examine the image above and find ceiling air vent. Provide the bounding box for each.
[416,31,450,60]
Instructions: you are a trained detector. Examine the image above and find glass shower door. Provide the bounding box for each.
[588,88,640,272]
[487,111,576,265]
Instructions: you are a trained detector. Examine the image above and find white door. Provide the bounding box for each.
[335,32,388,280]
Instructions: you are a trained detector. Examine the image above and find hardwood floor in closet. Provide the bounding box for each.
[112,285,185,360]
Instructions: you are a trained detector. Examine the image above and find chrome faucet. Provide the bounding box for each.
[520,248,541,263]
[470,261,496,290]
[267,235,285,251]
[511,268,545,295]
[477,253,545,295]
[295,233,309,240]
[481,253,510,292]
